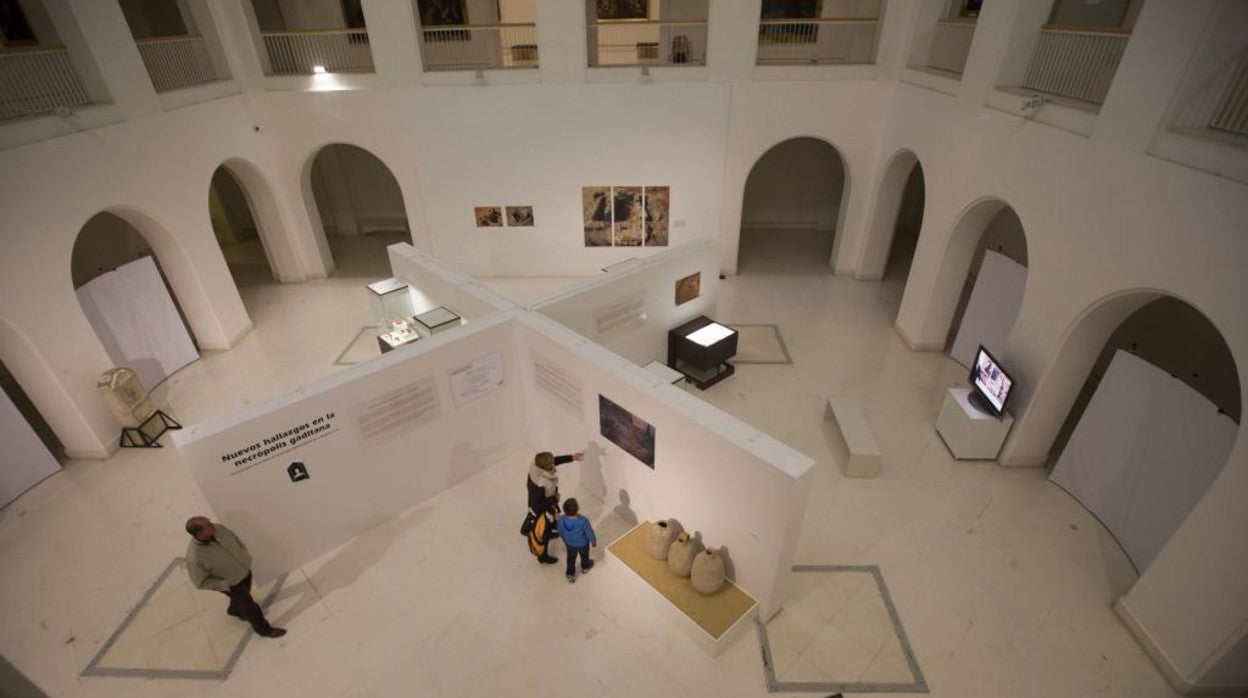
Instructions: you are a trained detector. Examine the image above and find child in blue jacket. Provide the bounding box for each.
[557,498,597,583]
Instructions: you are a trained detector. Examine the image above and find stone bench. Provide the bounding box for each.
[824,398,880,477]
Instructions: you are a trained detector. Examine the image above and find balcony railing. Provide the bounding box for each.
[588,20,707,67]
[1168,45,1248,140]
[1021,26,1129,106]
[0,46,92,121]
[261,29,374,76]
[756,18,879,65]
[136,35,223,92]
[926,19,976,76]
[418,23,538,71]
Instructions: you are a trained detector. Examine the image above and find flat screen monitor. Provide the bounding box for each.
[969,345,1014,417]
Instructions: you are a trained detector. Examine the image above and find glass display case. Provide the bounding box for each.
[413,306,462,337]
[366,278,416,326]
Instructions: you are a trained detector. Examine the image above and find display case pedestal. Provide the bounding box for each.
[935,388,1013,460]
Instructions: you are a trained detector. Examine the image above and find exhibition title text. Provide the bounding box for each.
[222,413,336,468]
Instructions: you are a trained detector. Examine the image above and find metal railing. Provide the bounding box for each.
[1168,45,1248,139]
[1021,26,1130,106]
[136,35,222,92]
[418,23,538,71]
[0,46,92,121]
[588,20,707,67]
[926,19,976,75]
[261,29,374,76]
[756,18,879,65]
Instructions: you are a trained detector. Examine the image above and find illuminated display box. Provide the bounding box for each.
[667,315,738,390]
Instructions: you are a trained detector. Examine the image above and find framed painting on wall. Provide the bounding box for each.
[595,0,648,21]
[506,206,534,227]
[675,272,700,306]
[599,394,656,468]
[612,186,644,246]
[643,186,669,246]
[474,206,502,227]
[583,187,612,246]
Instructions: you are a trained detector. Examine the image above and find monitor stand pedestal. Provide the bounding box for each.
[935,388,1014,460]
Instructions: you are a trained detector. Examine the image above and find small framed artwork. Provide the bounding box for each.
[595,0,648,21]
[506,206,534,227]
[474,206,502,227]
[675,272,700,306]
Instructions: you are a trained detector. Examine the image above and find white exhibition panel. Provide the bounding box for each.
[75,256,199,391]
[172,312,526,581]
[534,239,721,366]
[950,250,1027,368]
[1051,350,1237,573]
[387,243,516,319]
[0,388,60,508]
[516,313,813,619]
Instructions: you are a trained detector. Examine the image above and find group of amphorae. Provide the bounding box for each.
[646,519,726,595]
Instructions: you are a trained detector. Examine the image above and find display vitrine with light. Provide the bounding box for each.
[667,315,738,390]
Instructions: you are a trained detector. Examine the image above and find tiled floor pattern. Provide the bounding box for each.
[82,559,284,679]
[761,566,927,693]
[729,324,792,364]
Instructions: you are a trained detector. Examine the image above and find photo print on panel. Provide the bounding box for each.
[612,187,644,246]
[675,271,700,306]
[506,206,534,227]
[643,186,669,246]
[474,206,503,227]
[583,187,612,246]
[598,394,656,468]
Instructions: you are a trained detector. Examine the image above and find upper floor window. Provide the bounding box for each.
[587,0,707,68]
[414,0,538,71]
[250,0,375,75]
[756,0,881,66]
[1013,0,1142,107]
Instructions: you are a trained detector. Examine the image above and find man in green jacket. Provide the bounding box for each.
[184,516,286,638]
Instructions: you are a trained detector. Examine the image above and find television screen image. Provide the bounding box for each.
[970,346,1013,415]
[598,394,656,468]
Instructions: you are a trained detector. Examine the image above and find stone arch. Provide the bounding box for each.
[858,148,924,281]
[737,135,851,274]
[213,157,303,282]
[299,142,412,277]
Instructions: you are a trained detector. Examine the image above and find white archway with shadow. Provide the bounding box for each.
[300,142,413,279]
[737,136,849,275]
[858,148,925,284]
[210,157,303,285]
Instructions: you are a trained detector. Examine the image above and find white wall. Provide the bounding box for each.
[533,239,720,366]
[516,313,813,618]
[173,311,528,580]
[387,243,517,321]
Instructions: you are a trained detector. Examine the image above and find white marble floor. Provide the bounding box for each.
[0,237,1175,697]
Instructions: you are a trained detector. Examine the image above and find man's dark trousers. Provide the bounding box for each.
[221,573,273,635]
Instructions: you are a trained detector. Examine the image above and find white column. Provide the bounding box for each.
[361,0,424,85]
[211,0,271,84]
[535,0,587,83]
[706,0,759,82]
[1091,0,1220,152]
[184,0,232,81]
[958,0,1044,104]
[41,0,160,118]
[873,0,919,79]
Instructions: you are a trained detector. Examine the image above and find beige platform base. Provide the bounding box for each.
[608,521,757,656]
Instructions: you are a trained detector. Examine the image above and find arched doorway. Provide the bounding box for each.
[303,143,411,277]
[738,137,848,274]
[899,198,1028,356]
[859,149,925,283]
[1007,291,1239,597]
[71,211,200,390]
[209,158,301,284]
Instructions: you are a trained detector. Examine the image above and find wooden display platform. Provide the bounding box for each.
[607,521,757,655]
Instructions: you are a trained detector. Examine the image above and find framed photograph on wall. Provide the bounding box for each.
[599,394,656,468]
[643,186,669,246]
[675,272,700,306]
[595,0,648,21]
[583,187,612,246]
[612,186,644,246]
[474,206,502,227]
[506,206,534,227]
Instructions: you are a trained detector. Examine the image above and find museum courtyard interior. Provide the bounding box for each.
[1,0,1246,696]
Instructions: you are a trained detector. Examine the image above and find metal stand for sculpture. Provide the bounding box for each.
[97,368,182,448]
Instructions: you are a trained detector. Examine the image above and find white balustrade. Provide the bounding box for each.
[756,18,879,65]
[262,30,374,76]
[588,21,707,67]
[136,35,222,93]
[927,19,976,76]
[419,23,538,71]
[1021,27,1130,106]
[0,46,92,121]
